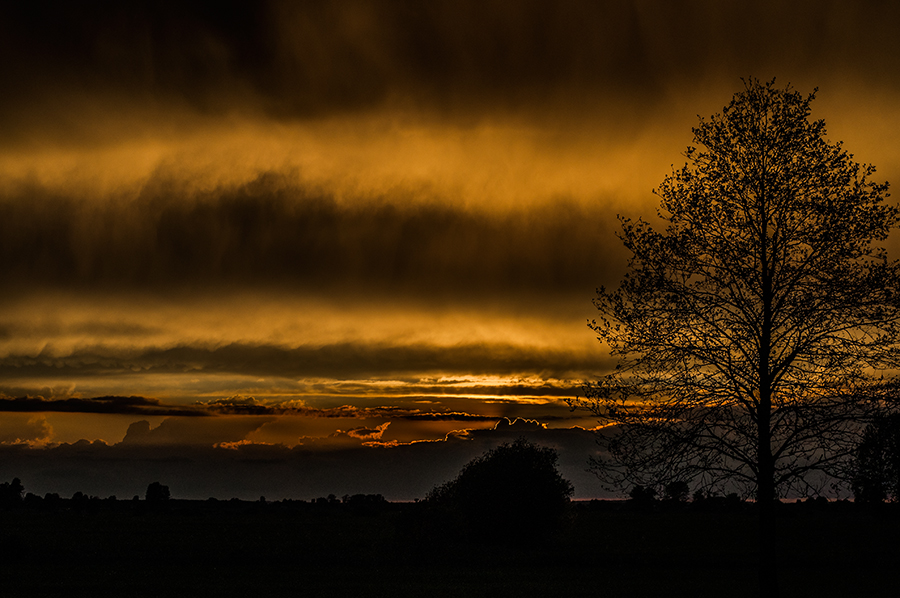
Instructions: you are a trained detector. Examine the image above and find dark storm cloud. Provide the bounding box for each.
[0,173,621,295]
[0,393,520,422]
[202,400,508,422]
[0,395,205,417]
[0,338,608,382]
[0,320,158,341]
[2,0,897,128]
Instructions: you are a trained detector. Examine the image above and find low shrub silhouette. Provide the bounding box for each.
[627,484,657,508]
[146,482,171,503]
[0,478,24,509]
[663,481,690,503]
[852,414,900,503]
[341,493,388,515]
[423,438,574,544]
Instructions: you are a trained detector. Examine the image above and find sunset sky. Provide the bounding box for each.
[1,0,899,500]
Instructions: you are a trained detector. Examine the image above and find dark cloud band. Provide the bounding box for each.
[0,394,572,421]
[2,0,896,125]
[0,338,607,382]
[0,396,205,417]
[0,174,620,295]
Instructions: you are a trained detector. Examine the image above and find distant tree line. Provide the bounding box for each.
[3,416,900,516]
[620,415,900,508]
[0,477,391,514]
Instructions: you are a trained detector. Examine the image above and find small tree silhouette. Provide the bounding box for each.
[426,438,574,544]
[0,478,24,508]
[852,414,900,503]
[145,482,170,503]
[627,484,657,506]
[664,481,690,503]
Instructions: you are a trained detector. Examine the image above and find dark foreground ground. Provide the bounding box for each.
[1,499,898,597]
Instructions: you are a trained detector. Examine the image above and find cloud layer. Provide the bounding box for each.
[0,173,623,295]
[4,0,899,125]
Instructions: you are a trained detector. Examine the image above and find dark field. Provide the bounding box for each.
[1,500,898,597]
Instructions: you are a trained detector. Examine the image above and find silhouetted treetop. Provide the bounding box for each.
[146,482,170,502]
[0,477,24,508]
[426,437,573,543]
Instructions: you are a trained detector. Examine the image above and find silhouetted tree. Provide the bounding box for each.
[0,478,24,508]
[145,481,170,502]
[342,493,388,515]
[425,438,574,544]
[626,484,657,508]
[573,78,900,597]
[852,414,900,503]
[663,481,690,503]
[70,491,89,511]
[43,492,61,511]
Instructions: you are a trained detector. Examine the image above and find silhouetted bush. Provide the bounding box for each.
[314,494,341,508]
[627,484,657,507]
[146,482,171,503]
[664,481,690,503]
[852,414,900,503]
[70,491,89,511]
[800,495,830,510]
[43,492,62,511]
[342,493,388,515]
[424,438,574,544]
[0,478,24,509]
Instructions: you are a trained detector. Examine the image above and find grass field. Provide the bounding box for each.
[2,500,898,597]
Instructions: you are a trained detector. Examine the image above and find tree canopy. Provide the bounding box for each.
[145,481,170,502]
[425,437,574,543]
[575,78,900,500]
[574,78,900,595]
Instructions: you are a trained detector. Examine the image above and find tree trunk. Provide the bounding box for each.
[757,394,779,596]
[757,392,780,596]
[756,176,780,597]
[757,475,780,598]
